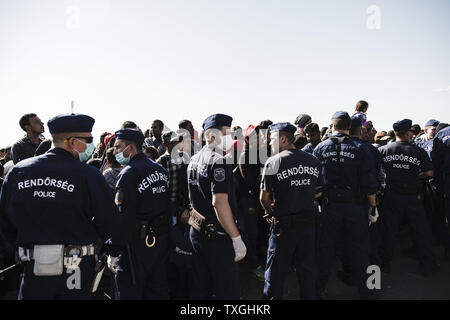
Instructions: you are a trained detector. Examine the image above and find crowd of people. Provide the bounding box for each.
[0,100,448,300]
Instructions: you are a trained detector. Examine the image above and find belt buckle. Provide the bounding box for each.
[64,245,83,269]
[64,245,83,257]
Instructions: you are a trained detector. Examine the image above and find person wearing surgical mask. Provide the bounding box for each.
[0,113,123,300]
[109,128,171,300]
[186,113,246,299]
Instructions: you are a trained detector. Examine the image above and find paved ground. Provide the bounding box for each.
[1,227,449,300]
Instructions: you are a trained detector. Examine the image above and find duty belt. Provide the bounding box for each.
[136,214,170,247]
[188,208,226,239]
[269,211,314,236]
[18,244,95,262]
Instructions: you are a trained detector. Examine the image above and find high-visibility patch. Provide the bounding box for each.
[214,168,225,182]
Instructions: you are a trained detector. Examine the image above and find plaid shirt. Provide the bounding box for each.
[157,152,180,204]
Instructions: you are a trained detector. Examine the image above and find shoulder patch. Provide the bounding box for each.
[214,168,226,182]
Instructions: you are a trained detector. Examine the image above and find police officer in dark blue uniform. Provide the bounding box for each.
[313,111,378,299]
[416,120,440,157]
[378,119,439,276]
[335,116,384,286]
[108,128,171,299]
[413,120,450,259]
[260,122,321,299]
[0,113,122,300]
[187,114,246,299]
[432,123,450,260]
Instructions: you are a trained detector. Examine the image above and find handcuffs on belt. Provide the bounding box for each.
[145,231,156,248]
[139,222,156,248]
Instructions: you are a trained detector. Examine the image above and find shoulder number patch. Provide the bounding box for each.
[214,168,226,182]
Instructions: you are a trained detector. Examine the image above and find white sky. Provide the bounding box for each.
[0,0,449,147]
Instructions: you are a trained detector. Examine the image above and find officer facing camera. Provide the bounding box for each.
[187,113,246,299]
[0,113,123,300]
[109,128,171,299]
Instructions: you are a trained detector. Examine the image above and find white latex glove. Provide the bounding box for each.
[368,207,379,224]
[107,255,122,274]
[231,236,247,262]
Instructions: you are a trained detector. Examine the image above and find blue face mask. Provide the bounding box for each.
[115,145,131,165]
[75,139,95,162]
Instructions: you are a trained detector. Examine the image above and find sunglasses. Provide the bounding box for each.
[64,136,94,144]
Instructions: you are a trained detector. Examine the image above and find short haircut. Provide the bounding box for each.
[100,132,109,144]
[332,118,351,131]
[395,130,410,140]
[87,158,102,170]
[178,120,192,129]
[121,139,143,152]
[153,120,164,129]
[19,113,37,132]
[106,147,120,166]
[304,123,320,134]
[279,131,295,144]
[349,125,361,136]
[258,120,273,129]
[411,124,421,135]
[144,146,159,160]
[144,129,151,138]
[293,134,307,149]
[355,100,369,112]
[320,127,328,137]
[122,121,138,129]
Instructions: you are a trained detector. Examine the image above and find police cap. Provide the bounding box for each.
[331,111,351,122]
[47,113,95,134]
[269,122,297,134]
[114,128,145,145]
[424,119,439,128]
[393,119,413,132]
[202,114,233,131]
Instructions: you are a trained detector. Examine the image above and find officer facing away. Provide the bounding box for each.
[0,113,122,300]
[109,128,171,299]
[187,113,246,299]
[432,123,450,260]
[313,111,379,299]
[260,122,321,299]
[378,119,439,276]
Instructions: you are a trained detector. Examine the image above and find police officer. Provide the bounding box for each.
[187,113,246,299]
[378,119,439,276]
[108,128,171,299]
[313,111,378,299]
[260,122,321,299]
[335,116,383,286]
[416,120,440,157]
[432,123,450,260]
[0,113,122,300]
